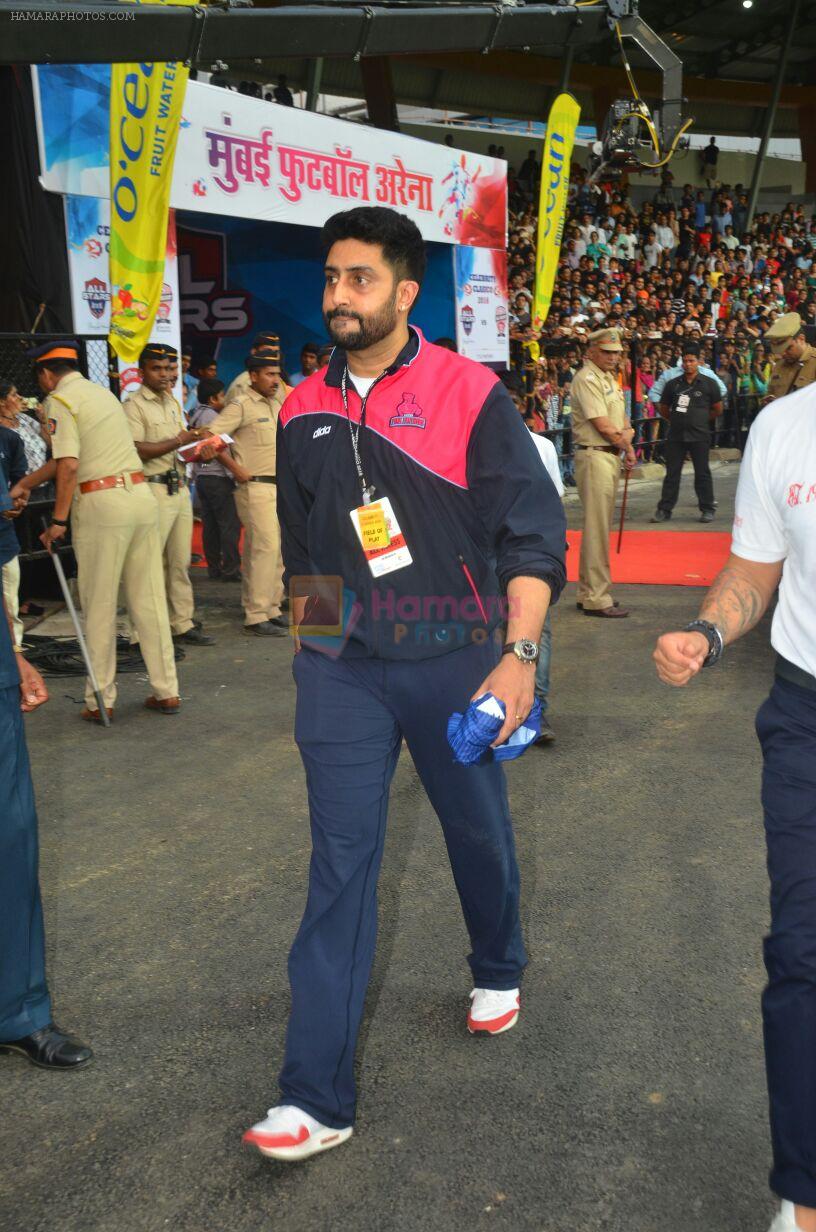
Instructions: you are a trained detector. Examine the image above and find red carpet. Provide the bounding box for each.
[193,525,730,587]
[566,530,731,587]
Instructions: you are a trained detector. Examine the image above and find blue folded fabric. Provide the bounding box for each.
[446,692,542,766]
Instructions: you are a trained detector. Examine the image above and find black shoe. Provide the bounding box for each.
[534,719,556,745]
[269,615,289,629]
[0,1023,93,1070]
[221,572,242,583]
[207,569,222,580]
[699,510,715,523]
[650,510,671,523]
[576,600,620,611]
[245,620,287,637]
[174,626,216,646]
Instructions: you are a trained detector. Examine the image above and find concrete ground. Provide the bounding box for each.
[2,462,780,1232]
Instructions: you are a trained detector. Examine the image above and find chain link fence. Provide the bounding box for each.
[0,333,115,397]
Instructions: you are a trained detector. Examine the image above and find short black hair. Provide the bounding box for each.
[321,207,426,287]
[301,341,320,356]
[682,343,701,357]
[197,378,224,405]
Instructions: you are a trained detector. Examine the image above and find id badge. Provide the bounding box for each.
[349,496,413,577]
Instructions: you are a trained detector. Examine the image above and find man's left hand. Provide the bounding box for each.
[471,654,536,747]
[39,522,67,552]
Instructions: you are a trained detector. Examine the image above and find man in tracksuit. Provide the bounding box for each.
[243,207,566,1161]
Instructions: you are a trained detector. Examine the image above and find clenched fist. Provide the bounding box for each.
[653,630,709,687]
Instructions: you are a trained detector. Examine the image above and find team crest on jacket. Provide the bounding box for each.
[389,392,427,429]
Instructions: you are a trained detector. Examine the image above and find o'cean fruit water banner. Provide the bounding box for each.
[108,0,194,361]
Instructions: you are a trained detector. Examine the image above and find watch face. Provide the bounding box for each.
[517,639,538,661]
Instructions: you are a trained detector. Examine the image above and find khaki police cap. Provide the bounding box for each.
[588,327,623,352]
[765,312,803,356]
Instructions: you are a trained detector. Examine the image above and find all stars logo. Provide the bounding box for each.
[82,277,108,320]
[460,304,475,337]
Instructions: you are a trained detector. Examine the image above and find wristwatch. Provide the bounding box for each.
[50,517,69,527]
[502,638,540,665]
[683,619,724,667]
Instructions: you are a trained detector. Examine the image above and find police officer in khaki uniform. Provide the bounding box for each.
[763,313,816,403]
[28,341,180,720]
[209,353,286,636]
[124,345,214,646]
[225,333,289,404]
[570,328,636,618]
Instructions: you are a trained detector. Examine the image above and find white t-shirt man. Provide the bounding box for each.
[656,224,675,251]
[644,239,663,269]
[731,384,816,676]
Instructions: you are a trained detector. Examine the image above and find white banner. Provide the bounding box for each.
[453,247,509,366]
[36,67,507,250]
[64,194,182,402]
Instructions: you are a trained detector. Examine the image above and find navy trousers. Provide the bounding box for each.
[0,685,52,1041]
[279,639,527,1128]
[757,678,816,1207]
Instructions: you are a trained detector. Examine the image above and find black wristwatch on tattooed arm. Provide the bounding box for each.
[683,619,724,667]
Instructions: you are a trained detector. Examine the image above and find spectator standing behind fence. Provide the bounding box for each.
[0,423,27,652]
[0,382,49,476]
[571,328,636,619]
[188,379,242,583]
[763,313,816,403]
[651,344,723,524]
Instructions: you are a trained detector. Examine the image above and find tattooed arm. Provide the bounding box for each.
[653,553,783,687]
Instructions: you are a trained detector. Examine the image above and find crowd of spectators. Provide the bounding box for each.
[505,150,816,480]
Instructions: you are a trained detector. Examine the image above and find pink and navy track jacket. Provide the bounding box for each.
[277,327,566,660]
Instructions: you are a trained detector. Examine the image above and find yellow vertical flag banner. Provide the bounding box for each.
[532,93,581,330]
[108,0,194,361]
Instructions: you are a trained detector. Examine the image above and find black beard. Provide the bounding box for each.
[324,294,399,352]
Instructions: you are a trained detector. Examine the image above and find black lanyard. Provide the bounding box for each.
[340,365,386,506]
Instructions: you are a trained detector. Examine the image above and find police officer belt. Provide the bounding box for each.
[776,654,816,693]
[147,472,187,487]
[79,471,146,495]
[575,445,619,454]
[248,475,276,483]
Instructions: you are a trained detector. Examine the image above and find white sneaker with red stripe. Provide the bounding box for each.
[242,1105,353,1161]
[769,1201,805,1231]
[467,987,520,1035]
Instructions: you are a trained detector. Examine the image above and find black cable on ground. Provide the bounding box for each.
[21,634,186,677]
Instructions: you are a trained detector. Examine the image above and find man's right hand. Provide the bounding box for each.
[653,631,709,687]
[17,653,49,712]
[178,428,202,447]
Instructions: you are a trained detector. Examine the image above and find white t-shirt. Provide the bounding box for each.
[731,384,816,675]
[529,431,565,496]
[644,241,663,269]
[350,374,377,398]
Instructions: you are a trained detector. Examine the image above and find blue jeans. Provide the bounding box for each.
[756,677,816,1206]
[0,685,52,1041]
[533,611,552,715]
[279,638,527,1127]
